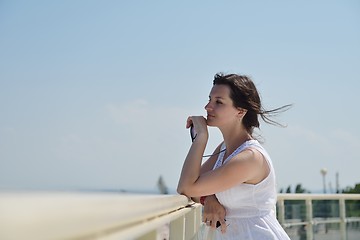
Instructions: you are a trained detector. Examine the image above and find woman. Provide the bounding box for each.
[177,73,291,239]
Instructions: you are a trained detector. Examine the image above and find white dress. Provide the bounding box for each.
[212,140,290,240]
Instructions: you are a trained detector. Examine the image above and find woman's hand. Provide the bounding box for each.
[202,195,227,233]
[186,116,208,140]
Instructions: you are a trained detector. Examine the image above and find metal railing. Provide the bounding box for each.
[277,193,360,240]
[0,192,202,240]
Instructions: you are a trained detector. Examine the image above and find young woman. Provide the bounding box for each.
[177,73,291,239]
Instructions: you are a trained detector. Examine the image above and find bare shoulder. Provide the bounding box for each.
[230,147,264,166]
[224,147,268,184]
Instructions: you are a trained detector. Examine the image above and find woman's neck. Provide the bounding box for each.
[220,125,252,157]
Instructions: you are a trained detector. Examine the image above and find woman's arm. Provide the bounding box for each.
[177,133,208,195]
[177,116,209,196]
[178,116,267,198]
[191,144,223,203]
[178,146,266,197]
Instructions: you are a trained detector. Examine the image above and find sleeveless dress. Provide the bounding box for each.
[212,140,290,240]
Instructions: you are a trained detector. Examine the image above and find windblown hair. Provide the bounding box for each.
[213,73,292,135]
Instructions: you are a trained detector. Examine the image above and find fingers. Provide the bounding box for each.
[219,219,227,233]
[210,219,217,229]
[202,195,227,232]
[204,216,220,228]
[186,116,193,129]
[203,217,227,233]
[202,212,212,223]
[202,212,214,226]
[207,219,227,233]
[186,116,207,129]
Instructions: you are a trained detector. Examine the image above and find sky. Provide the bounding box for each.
[0,1,359,194]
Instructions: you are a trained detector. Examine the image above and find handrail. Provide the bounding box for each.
[2,192,359,240]
[277,193,360,200]
[277,193,360,240]
[0,192,202,240]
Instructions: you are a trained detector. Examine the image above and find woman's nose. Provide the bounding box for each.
[204,102,211,111]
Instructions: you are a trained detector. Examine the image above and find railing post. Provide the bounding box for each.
[339,198,347,240]
[170,215,185,240]
[185,209,196,239]
[195,205,202,231]
[137,230,157,240]
[305,198,313,240]
[184,204,202,240]
[277,199,285,226]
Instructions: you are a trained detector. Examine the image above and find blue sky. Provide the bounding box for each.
[1,1,359,193]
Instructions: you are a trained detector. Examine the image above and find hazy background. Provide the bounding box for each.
[1,0,359,193]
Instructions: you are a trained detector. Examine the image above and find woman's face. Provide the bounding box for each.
[204,84,240,127]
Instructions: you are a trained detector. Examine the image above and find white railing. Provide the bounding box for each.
[277,193,360,240]
[0,192,202,240]
[1,192,359,240]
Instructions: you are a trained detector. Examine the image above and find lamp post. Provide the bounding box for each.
[320,168,328,193]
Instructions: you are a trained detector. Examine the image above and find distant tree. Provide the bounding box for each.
[157,175,168,194]
[295,184,310,193]
[280,184,310,194]
[342,183,360,193]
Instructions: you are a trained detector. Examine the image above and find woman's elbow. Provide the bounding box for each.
[177,189,184,195]
[177,184,185,195]
[178,186,198,198]
[177,184,190,196]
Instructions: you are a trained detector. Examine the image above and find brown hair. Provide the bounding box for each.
[213,73,291,135]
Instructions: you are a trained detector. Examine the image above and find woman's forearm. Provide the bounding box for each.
[177,134,208,196]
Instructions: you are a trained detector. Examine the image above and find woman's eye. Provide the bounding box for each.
[216,101,222,104]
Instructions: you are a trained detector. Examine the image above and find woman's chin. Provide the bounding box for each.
[206,120,215,127]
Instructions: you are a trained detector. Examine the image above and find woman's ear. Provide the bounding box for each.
[237,108,247,118]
